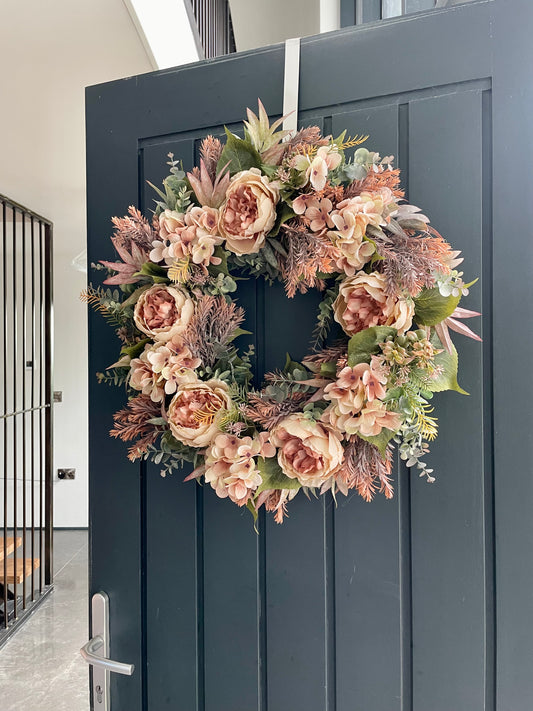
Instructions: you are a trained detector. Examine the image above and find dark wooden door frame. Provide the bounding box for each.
[87,2,533,708]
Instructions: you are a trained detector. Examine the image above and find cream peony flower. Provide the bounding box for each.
[333,271,414,336]
[204,432,275,507]
[218,168,279,255]
[134,285,194,342]
[167,377,232,448]
[270,414,344,488]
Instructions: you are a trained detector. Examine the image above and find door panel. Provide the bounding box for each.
[86,2,533,709]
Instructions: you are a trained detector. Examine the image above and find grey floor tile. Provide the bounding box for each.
[0,531,89,711]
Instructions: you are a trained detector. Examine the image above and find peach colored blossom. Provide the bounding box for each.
[333,272,414,336]
[292,195,333,233]
[167,377,232,448]
[352,401,401,437]
[134,285,194,342]
[324,399,401,438]
[146,339,201,395]
[324,363,387,419]
[129,348,166,403]
[307,146,342,190]
[204,432,275,506]
[150,206,222,268]
[270,414,344,488]
[159,209,185,239]
[327,193,392,275]
[218,168,279,255]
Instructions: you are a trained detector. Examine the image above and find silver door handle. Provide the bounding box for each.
[80,635,134,676]
[80,592,134,709]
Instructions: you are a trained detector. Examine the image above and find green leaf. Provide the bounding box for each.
[217,128,262,175]
[423,333,468,395]
[347,326,397,366]
[261,241,279,269]
[320,361,337,378]
[414,287,460,326]
[121,338,150,359]
[120,284,151,309]
[137,262,168,279]
[357,428,397,457]
[255,456,301,496]
[208,246,230,276]
[284,353,306,375]
[246,499,259,525]
[269,203,295,237]
[226,327,253,343]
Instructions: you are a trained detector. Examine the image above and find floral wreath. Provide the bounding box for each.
[85,100,481,524]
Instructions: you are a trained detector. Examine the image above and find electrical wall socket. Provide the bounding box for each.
[57,468,75,480]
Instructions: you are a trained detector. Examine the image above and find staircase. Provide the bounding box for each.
[0,537,40,585]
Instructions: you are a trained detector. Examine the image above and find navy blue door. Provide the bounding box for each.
[86,2,533,709]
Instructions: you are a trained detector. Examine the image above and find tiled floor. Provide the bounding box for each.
[0,530,89,711]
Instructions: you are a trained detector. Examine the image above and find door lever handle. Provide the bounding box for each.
[80,592,134,709]
[80,635,134,676]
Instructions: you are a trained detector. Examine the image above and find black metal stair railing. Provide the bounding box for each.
[0,193,53,647]
[189,0,236,59]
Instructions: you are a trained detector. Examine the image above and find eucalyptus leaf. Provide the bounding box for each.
[347,326,397,366]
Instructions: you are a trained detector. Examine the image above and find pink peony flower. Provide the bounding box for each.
[270,414,344,488]
[167,377,232,448]
[218,168,279,255]
[333,271,414,336]
[204,432,275,507]
[133,285,194,342]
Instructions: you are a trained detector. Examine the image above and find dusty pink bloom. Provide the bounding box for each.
[150,206,223,269]
[218,168,279,255]
[204,432,275,506]
[167,377,232,448]
[324,398,401,438]
[129,348,166,403]
[146,339,201,395]
[134,285,194,342]
[352,401,401,437]
[324,363,387,418]
[292,195,333,232]
[292,145,342,190]
[270,414,344,488]
[326,193,395,275]
[333,271,414,336]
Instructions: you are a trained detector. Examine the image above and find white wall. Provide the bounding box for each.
[0,0,152,527]
[228,0,321,51]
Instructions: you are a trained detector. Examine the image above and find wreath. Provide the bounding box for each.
[85,100,481,524]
